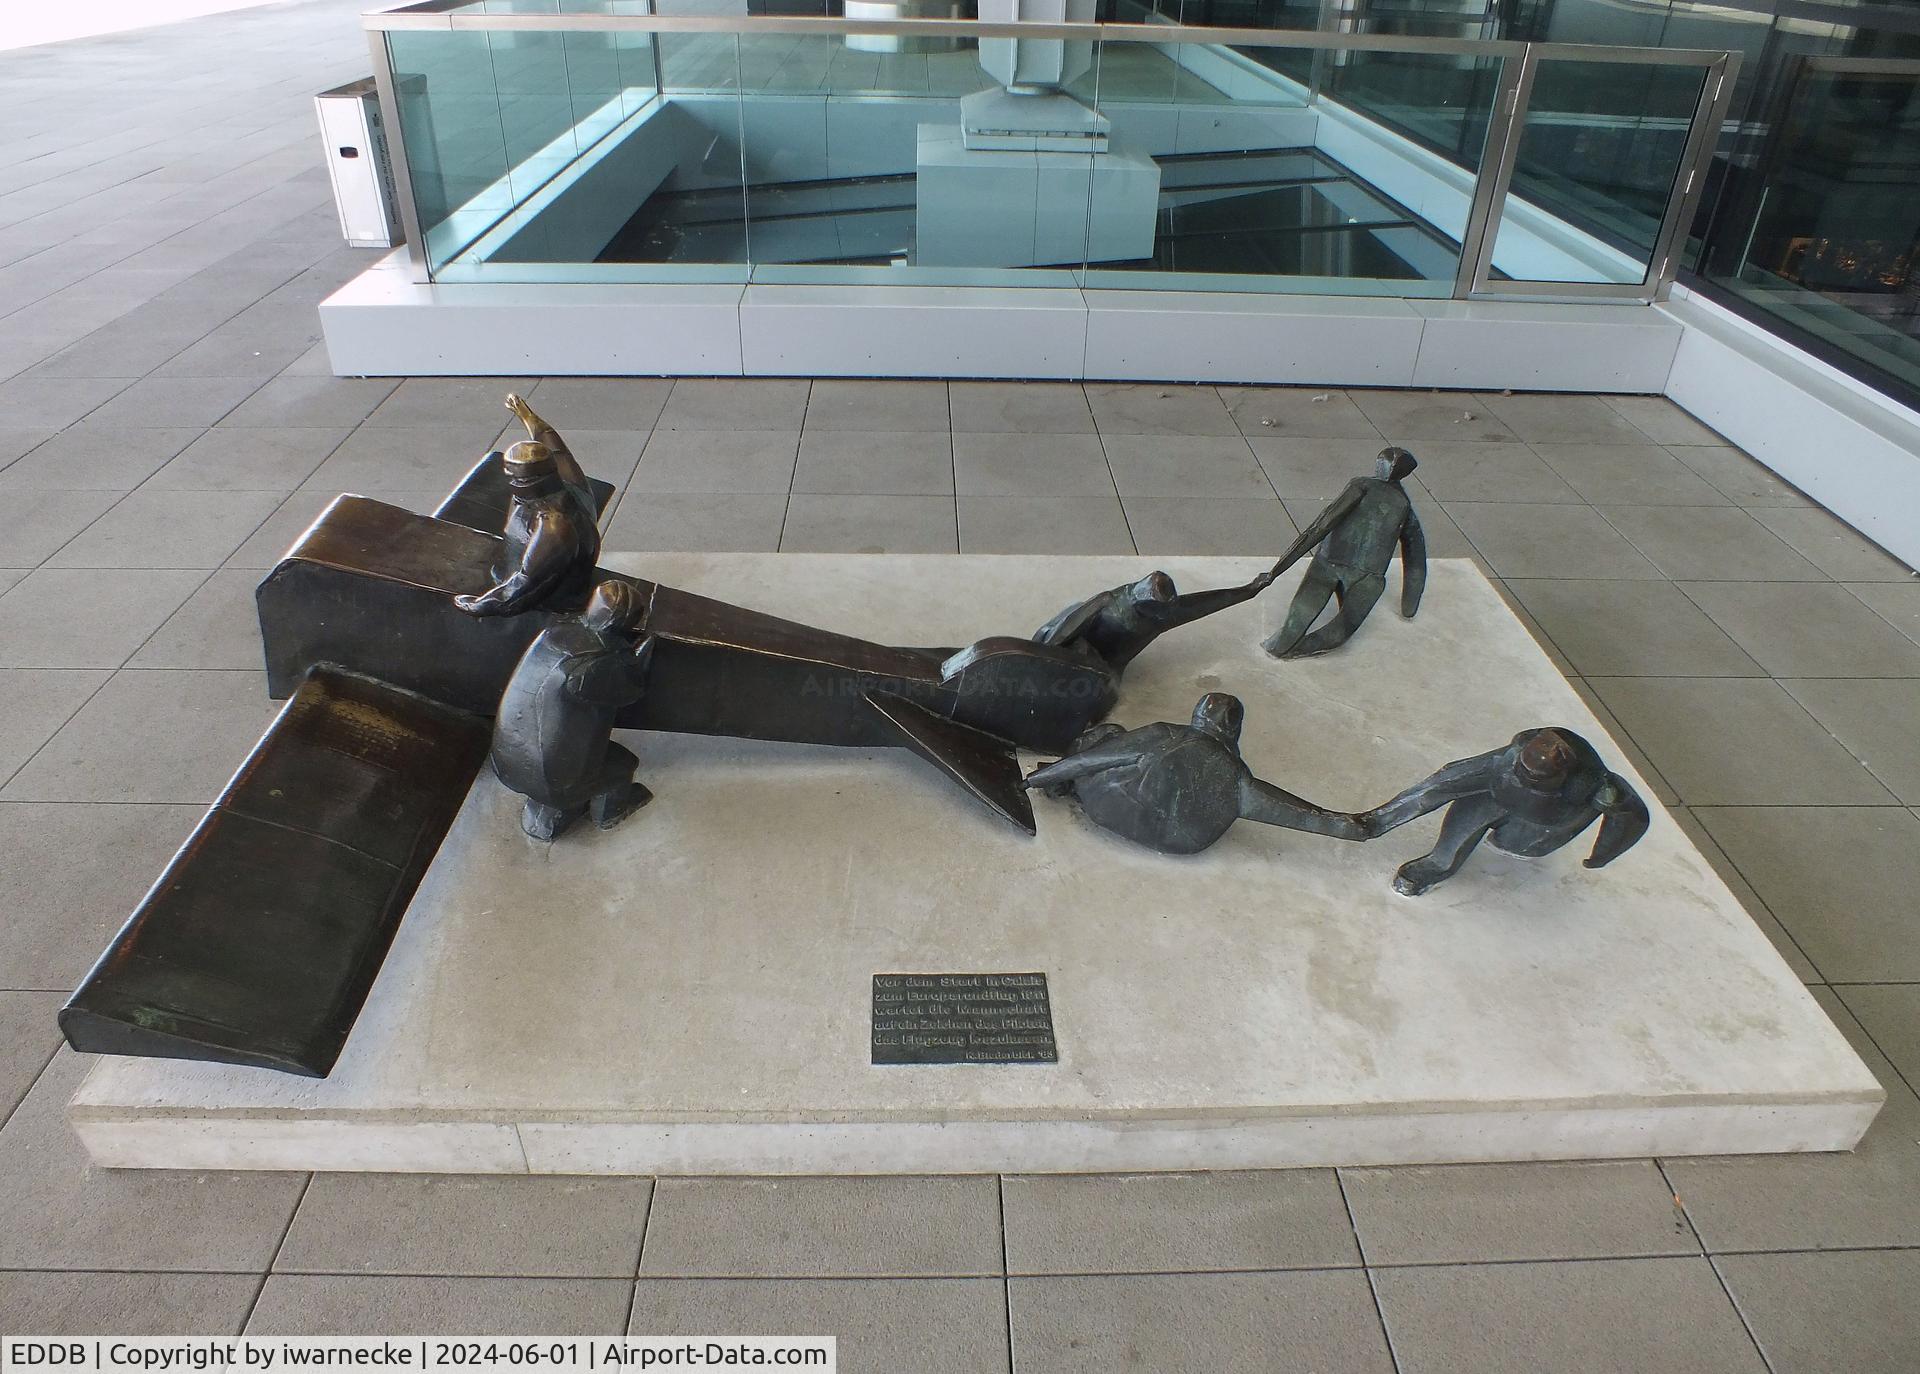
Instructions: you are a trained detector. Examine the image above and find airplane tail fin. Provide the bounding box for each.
[864,690,1036,835]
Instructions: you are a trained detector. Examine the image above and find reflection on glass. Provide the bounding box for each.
[1704,60,1920,394]
[1489,57,1704,285]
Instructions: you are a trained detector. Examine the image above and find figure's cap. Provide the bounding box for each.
[1516,728,1577,786]
[503,439,555,477]
[1131,571,1177,604]
[1377,446,1418,480]
[1191,691,1245,745]
[583,579,644,632]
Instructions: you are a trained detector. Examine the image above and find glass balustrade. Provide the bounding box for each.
[366,4,1733,304]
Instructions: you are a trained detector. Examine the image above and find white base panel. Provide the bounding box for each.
[321,261,1683,390]
[73,556,1881,1174]
[1659,290,1920,573]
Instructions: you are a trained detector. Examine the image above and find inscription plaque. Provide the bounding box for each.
[871,972,1057,1065]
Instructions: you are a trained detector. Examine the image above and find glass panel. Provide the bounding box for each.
[1080,39,1503,294]
[1488,57,1706,286]
[1701,59,1920,396]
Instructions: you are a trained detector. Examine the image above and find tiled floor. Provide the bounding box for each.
[3,3,1920,1370]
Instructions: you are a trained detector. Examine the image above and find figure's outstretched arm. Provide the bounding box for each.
[455,521,571,617]
[1266,481,1366,579]
[1159,567,1283,630]
[507,392,590,488]
[1023,748,1144,790]
[1585,772,1650,869]
[1398,504,1427,617]
[1359,748,1506,837]
[1239,776,1369,841]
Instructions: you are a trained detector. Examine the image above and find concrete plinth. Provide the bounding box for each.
[71,556,1882,1174]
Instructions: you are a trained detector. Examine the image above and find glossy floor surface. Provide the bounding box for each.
[3,3,1920,1369]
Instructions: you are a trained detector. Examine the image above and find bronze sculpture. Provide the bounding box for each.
[1034,568,1275,673]
[1360,727,1649,895]
[492,580,657,841]
[1264,447,1427,658]
[454,395,602,617]
[1024,692,1368,854]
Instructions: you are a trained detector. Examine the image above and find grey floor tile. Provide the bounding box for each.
[793,432,952,496]
[804,380,948,432]
[0,376,133,429]
[949,380,1093,433]
[279,342,332,377]
[629,1278,1008,1373]
[278,1174,652,1278]
[641,1176,1001,1277]
[1838,985,1920,1091]
[219,375,398,428]
[1126,495,1298,556]
[1606,395,1727,447]
[0,1271,259,1336]
[527,377,673,430]
[1446,503,1662,580]
[1087,381,1239,436]
[656,378,808,431]
[47,488,280,568]
[1663,988,1920,1252]
[1750,505,1914,581]
[2,668,277,803]
[1667,445,1811,507]
[1599,504,1827,581]
[959,495,1133,554]
[1782,679,1920,802]
[1569,678,1680,805]
[1003,1169,1358,1275]
[0,570,21,595]
[1846,581,1920,644]
[1534,442,1731,506]
[0,801,202,988]
[1412,441,1583,503]
[1248,435,1392,498]
[1221,385,1380,438]
[1589,678,1895,805]
[147,426,348,490]
[0,1050,307,1271]
[82,375,260,428]
[0,991,62,1119]
[1718,1249,1920,1374]
[1474,391,1652,444]
[247,1275,630,1336]
[1669,806,1821,983]
[365,376,538,431]
[1343,1160,1695,1265]
[0,426,199,489]
[1103,434,1272,499]
[301,426,506,494]
[603,491,787,552]
[0,428,56,470]
[1694,807,1920,982]
[1011,1270,1393,1374]
[0,668,109,785]
[1372,1257,1765,1374]
[1348,388,1517,443]
[629,430,798,494]
[128,568,267,669]
[1682,581,1920,677]
[9,488,124,565]
[0,567,205,668]
[1505,579,1762,677]
[780,494,957,553]
[953,432,1111,496]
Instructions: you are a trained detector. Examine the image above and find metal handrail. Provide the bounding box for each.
[362,4,1728,66]
[361,3,1737,306]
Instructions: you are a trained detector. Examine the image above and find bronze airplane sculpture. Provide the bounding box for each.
[61,395,1272,1077]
